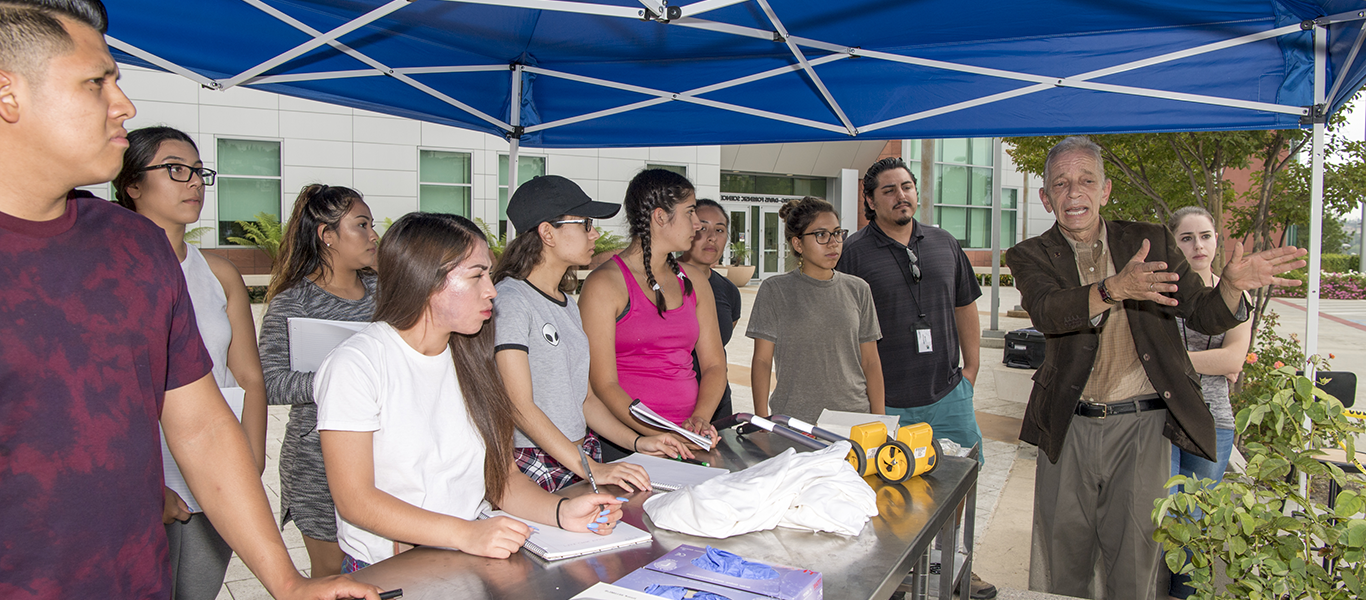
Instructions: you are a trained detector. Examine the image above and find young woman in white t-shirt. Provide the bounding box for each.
[491,175,690,494]
[315,212,625,571]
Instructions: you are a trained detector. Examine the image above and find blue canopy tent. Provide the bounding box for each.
[104,0,1366,362]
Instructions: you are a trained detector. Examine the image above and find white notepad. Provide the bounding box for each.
[570,582,662,600]
[611,453,728,492]
[816,409,901,439]
[481,510,652,561]
[286,317,368,373]
[629,400,713,450]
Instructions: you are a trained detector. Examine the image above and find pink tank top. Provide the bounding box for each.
[611,254,700,425]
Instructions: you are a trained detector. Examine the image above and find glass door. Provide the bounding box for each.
[760,206,783,278]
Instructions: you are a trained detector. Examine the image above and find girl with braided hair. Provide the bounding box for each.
[580,169,726,455]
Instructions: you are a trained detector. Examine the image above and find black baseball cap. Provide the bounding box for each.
[507,175,620,235]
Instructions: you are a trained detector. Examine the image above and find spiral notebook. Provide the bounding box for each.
[480,510,653,561]
[611,453,728,492]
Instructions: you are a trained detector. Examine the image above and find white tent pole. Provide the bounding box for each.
[752,0,857,135]
[104,36,218,88]
[990,137,1002,333]
[522,66,849,134]
[1300,23,1328,500]
[1327,21,1366,103]
[242,0,511,129]
[1308,26,1326,368]
[220,0,409,90]
[507,64,524,242]
[525,54,850,134]
[438,0,643,20]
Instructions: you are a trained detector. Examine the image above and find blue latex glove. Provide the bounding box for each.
[689,546,778,580]
[643,584,732,600]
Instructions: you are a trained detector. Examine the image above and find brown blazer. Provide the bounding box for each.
[1005,220,1246,464]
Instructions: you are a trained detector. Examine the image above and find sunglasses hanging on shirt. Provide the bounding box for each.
[906,247,922,283]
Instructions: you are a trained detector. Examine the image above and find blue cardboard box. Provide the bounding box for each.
[612,545,822,600]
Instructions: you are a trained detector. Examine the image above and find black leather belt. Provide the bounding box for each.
[1074,395,1165,419]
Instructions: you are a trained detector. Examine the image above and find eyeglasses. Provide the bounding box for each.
[550,218,594,232]
[140,163,216,186]
[799,229,848,245]
[906,247,922,283]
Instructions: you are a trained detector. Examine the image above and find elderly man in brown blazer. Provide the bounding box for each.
[1005,136,1306,600]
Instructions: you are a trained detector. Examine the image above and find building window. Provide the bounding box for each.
[217,138,281,246]
[419,150,473,217]
[906,137,1016,250]
[499,155,546,232]
[720,173,827,198]
[648,164,687,177]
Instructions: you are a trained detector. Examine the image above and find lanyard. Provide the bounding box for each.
[887,238,926,320]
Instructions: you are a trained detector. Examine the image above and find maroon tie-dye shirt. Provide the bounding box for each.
[0,195,212,599]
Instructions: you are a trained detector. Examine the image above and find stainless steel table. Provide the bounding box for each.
[351,428,978,600]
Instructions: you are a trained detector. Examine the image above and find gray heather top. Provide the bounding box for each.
[260,273,379,438]
[1176,316,1235,430]
[746,269,882,423]
[493,278,591,448]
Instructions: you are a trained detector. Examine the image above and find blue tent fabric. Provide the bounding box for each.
[105,0,1366,147]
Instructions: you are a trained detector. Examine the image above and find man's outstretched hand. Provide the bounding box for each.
[1220,240,1308,292]
[1107,239,1180,306]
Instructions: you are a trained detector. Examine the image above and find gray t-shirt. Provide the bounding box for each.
[746,270,882,423]
[1177,317,1235,430]
[494,278,591,448]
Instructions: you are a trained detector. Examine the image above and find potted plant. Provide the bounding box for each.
[588,226,629,270]
[474,218,508,261]
[1153,356,1366,598]
[228,212,283,263]
[725,240,755,286]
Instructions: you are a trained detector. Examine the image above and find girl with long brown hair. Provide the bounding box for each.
[579,169,727,455]
[315,212,624,571]
[491,176,690,494]
[258,184,379,577]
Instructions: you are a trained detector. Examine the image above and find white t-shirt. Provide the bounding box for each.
[314,322,488,565]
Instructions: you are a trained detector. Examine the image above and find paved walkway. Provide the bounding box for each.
[221,286,1366,599]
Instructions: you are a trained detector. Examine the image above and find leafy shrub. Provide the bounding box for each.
[975,273,1013,287]
[595,227,629,256]
[1275,270,1366,299]
[1154,359,1366,599]
[227,213,282,262]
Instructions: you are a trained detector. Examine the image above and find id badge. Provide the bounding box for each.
[915,326,933,354]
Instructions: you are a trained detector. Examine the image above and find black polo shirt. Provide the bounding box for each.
[835,219,981,408]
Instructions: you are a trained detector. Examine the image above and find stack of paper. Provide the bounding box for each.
[481,510,652,561]
[815,409,901,439]
[611,454,727,492]
[287,317,368,373]
[629,400,713,450]
[570,582,661,600]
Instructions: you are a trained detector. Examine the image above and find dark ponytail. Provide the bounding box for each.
[624,169,695,316]
[269,184,366,300]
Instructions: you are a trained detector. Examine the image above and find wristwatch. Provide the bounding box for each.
[1097,278,1120,305]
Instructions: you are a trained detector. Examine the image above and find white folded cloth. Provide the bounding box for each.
[643,441,877,538]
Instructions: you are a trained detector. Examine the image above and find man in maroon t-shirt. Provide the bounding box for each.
[0,2,380,599]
